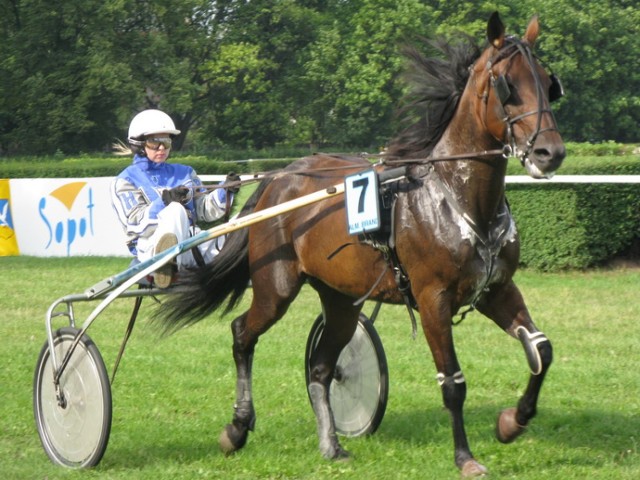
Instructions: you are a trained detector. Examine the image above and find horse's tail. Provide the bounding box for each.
[156,179,270,333]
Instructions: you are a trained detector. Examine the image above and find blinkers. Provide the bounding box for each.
[491,71,564,106]
[548,74,564,102]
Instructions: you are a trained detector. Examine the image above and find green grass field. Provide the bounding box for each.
[1,257,638,479]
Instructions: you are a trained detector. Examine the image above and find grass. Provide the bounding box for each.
[1,256,639,479]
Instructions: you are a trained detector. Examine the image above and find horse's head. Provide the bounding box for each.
[473,12,565,178]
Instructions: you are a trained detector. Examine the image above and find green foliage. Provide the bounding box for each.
[0,146,317,178]
[301,0,431,147]
[0,0,138,154]
[525,0,640,143]
[508,182,640,270]
[506,148,640,270]
[4,1,638,155]
[505,145,640,176]
[564,141,640,157]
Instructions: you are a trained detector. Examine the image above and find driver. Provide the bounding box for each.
[110,109,240,287]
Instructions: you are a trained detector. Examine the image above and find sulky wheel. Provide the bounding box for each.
[33,327,112,468]
[305,312,388,437]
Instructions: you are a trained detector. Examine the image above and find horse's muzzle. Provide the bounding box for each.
[525,140,566,179]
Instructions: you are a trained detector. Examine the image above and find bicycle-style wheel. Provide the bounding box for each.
[305,313,388,437]
[33,327,112,468]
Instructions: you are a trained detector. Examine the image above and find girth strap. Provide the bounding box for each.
[387,246,419,339]
[360,179,419,338]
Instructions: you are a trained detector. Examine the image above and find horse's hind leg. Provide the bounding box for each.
[307,285,362,460]
[219,278,304,455]
[477,280,553,443]
[218,311,256,454]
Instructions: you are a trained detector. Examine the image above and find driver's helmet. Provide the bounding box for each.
[128,109,181,148]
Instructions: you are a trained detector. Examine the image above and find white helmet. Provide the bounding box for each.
[128,109,181,145]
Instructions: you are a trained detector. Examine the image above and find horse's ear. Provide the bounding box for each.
[523,15,540,47]
[487,11,505,49]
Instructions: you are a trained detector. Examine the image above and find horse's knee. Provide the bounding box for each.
[309,364,333,386]
[516,326,553,375]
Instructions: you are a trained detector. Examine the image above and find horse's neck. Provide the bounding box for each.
[431,108,507,229]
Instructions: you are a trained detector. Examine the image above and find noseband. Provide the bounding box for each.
[485,38,563,165]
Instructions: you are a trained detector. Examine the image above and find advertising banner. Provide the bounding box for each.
[0,179,19,256]
[10,177,130,257]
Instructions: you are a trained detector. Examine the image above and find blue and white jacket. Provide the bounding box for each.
[111,154,230,255]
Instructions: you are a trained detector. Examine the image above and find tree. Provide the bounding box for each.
[526,0,640,142]
[1,0,639,155]
[192,0,328,149]
[302,0,432,148]
[0,0,137,154]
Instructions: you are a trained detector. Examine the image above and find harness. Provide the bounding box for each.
[357,173,420,336]
[427,167,515,323]
[352,164,515,335]
[350,38,561,330]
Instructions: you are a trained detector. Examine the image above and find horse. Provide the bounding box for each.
[160,12,565,477]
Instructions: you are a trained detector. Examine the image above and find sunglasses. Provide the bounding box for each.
[145,137,172,150]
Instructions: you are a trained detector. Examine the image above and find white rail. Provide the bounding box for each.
[505,175,640,184]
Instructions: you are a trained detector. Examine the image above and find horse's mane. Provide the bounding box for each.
[385,34,481,159]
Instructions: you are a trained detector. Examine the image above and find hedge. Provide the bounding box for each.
[0,154,297,179]
[507,183,640,270]
[505,143,640,270]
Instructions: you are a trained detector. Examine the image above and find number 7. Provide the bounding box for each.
[352,177,369,213]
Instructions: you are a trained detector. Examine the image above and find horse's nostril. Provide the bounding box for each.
[533,144,566,170]
[532,148,552,167]
[534,148,551,159]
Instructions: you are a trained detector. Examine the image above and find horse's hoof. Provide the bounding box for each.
[461,459,488,477]
[496,407,526,444]
[322,446,352,462]
[219,423,248,455]
[333,447,352,462]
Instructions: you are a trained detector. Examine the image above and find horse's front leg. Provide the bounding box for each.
[219,312,257,454]
[476,280,553,443]
[418,298,489,477]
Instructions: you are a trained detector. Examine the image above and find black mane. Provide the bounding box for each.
[386,35,481,159]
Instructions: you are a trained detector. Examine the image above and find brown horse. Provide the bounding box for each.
[161,12,565,477]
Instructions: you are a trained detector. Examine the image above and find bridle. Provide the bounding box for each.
[485,37,564,166]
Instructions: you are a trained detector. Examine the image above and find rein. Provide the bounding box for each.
[196,146,510,196]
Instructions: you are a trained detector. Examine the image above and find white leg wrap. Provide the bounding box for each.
[516,326,549,375]
[436,370,465,386]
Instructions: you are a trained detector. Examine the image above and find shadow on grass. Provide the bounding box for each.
[99,403,638,471]
[378,403,638,455]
